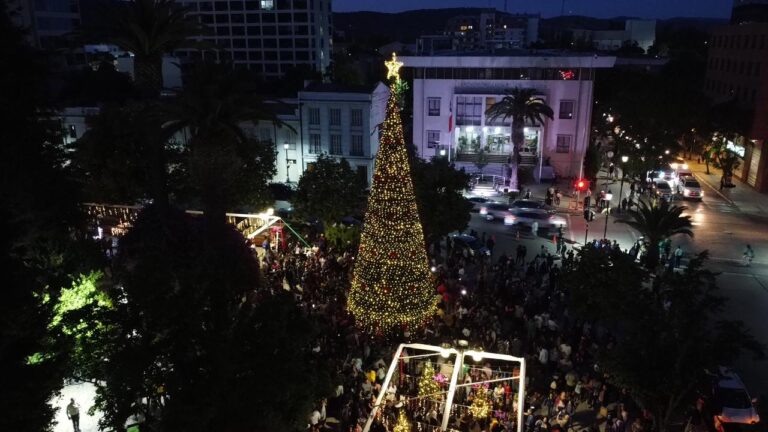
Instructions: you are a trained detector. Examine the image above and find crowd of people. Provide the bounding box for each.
[254,229,652,432]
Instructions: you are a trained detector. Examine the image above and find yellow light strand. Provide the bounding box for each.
[385,52,404,82]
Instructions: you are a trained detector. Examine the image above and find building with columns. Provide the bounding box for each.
[401,53,615,183]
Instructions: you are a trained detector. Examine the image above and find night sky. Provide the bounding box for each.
[333,0,732,19]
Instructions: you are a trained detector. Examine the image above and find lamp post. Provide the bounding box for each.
[283,143,290,183]
[618,155,628,213]
[603,190,613,239]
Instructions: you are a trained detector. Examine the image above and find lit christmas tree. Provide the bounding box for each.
[418,361,440,399]
[393,410,411,432]
[348,53,436,332]
[470,384,491,419]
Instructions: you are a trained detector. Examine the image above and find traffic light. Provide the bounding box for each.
[574,178,590,192]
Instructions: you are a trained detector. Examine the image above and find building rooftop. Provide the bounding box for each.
[301,82,379,94]
[401,52,616,68]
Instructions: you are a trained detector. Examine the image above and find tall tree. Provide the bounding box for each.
[615,200,694,269]
[348,61,437,333]
[294,154,366,227]
[411,157,472,245]
[485,87,554,190]
[83,0,204,98]
[163,61,280,223]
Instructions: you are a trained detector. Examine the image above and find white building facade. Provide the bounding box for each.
[403,55,615,182]
[253,82,389,185]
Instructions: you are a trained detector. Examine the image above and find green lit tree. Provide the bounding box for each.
[418,361,440,399]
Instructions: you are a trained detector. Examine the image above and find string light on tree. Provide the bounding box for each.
[470,384,492,419]
[393,410,411,432]
[347,52,437,333]
[418,361,441,399]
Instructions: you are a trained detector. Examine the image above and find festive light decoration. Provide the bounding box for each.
[385,52,404,82]
[418,361,441,399]
[470,384,492,419]
[559,69,576,80]
[347,54,437,333]
[393,410,411,432]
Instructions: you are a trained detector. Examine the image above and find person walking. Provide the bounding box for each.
[743,244,755,267]
[66,398,80,432]
[532,221,539,237]
[674,246,683,268]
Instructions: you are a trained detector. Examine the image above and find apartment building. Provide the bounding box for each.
[177,0,332,79]
[8,0,81,49]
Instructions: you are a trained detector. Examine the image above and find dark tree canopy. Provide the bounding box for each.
[411,157,472,244]
[294,154,367,226]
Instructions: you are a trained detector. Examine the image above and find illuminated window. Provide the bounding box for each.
[260,0,273,9]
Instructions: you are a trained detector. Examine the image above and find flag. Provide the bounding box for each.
[448,99,453,133]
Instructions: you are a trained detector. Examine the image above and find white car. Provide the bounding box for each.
[654,180,673,201]
[713,367,760,427]
[678,178,703,200]
[507,209,568,232]
[480,203,517,225]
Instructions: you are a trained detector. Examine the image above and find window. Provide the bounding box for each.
[329,108,341,127]
[330,134,342,155]
[309,134,321,153]
[427,97,441,116]
[308,107,320,125]
[456,96,482,126]
[559,100,575,119]
[556,135,572,153]
[260,0,273,9]
[427,130,440,148]
[350,135,364,156]
[351,109,363,127]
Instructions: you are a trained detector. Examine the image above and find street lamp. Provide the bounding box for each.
[439,148,446,157]
[283,143,290,183]
[618,155,629,213]
[603,190,613,239]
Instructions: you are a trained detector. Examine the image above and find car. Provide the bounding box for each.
[507,209,568,232]
[678,179,703,200]
[480,203,517,225]
[450,234,490,257]
[510,199,555,213]
[466,196,498,212]
[712,367,760,427]
[654,180,673,201]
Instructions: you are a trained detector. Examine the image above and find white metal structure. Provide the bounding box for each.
[363,342,526,432]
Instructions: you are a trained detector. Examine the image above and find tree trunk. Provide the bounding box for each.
[510,116,525,191]
[134,55,163,100]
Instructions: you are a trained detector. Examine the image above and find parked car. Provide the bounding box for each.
[480,203,517,225]
[510,199,555,213]
[712,367,760,428]
[450,234,490,257]
[507,209,568,232]
[654,180,673,201]
[677,178,703,200]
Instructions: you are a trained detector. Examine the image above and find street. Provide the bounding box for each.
[467,165,768,400]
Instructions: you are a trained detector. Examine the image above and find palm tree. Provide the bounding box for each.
[84,0,205,98]
[162,61,286,225]
[616,199,694,269]
[485,87,554,189]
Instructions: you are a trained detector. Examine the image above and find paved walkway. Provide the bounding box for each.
[685,159,768,215]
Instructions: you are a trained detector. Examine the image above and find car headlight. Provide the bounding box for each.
[480,207,488,215]
[683,188,690,196]
[504,215,515,225]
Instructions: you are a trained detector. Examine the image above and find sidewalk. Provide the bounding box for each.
[686,159,768,215]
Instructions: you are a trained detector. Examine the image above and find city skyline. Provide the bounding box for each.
[333,0,732,20]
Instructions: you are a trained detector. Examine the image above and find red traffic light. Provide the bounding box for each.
[574,179,589,191]
[577,180,585,190]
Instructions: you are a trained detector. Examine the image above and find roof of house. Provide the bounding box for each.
[301,82,381,94]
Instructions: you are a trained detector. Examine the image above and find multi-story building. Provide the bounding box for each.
[177,0,332,79]
[251,82,388,185]
[8,0,81,49]
[703,0,768,190]
[572,19,656,53]
[402,54,615,183]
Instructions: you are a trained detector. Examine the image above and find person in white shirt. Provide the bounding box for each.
[66,398,80,432]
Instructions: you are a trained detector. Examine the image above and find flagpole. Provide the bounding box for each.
[448,96,454,163]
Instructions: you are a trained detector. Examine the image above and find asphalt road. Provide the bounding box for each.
[468,177,768,400]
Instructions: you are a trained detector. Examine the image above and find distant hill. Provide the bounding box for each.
[333,9,728,43]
